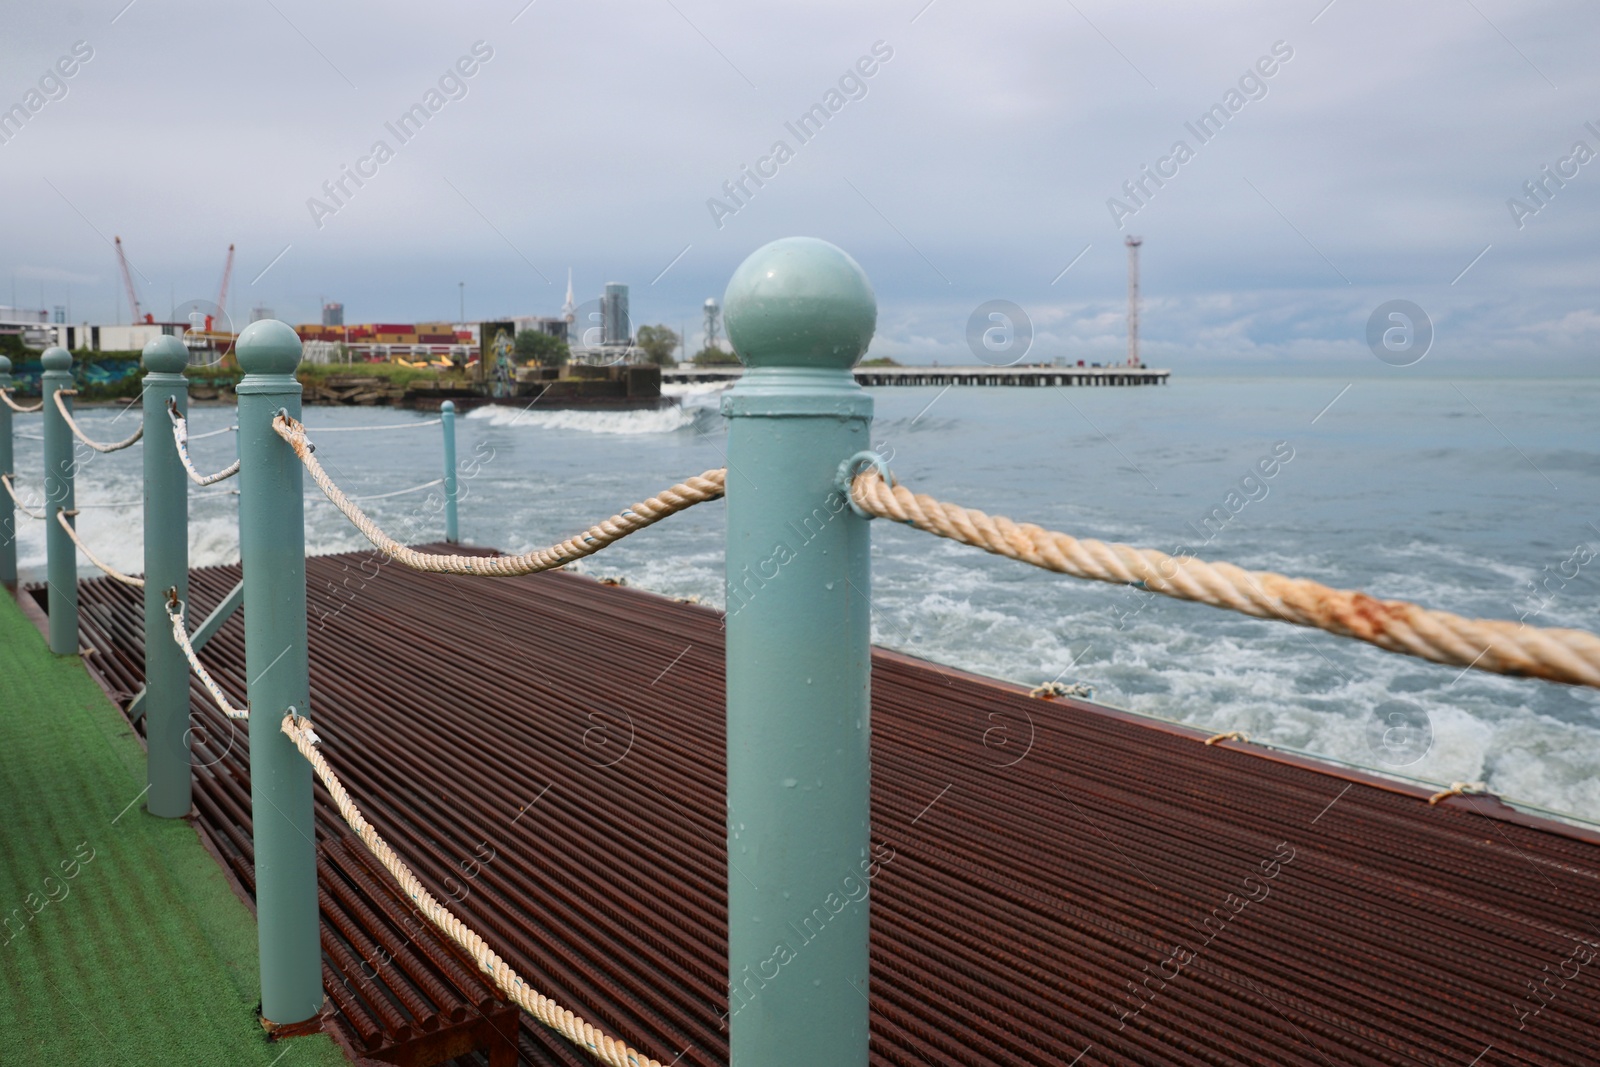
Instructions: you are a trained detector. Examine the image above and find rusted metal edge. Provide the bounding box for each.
[867,643,1600,848]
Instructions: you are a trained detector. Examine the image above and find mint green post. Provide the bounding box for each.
[720,238,876,1067]
[235,320,322,1027]
[143,336,192,818]
[0,357,15,586]
[440,400,459,542]
[41,347,77,655]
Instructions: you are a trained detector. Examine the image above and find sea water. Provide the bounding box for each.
[13,376,1597,821]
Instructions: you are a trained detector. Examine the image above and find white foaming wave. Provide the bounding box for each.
[847,554,1600,821]
[661,381,734,410]
[466,403,701,435]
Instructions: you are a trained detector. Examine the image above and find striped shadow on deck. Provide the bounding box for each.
[52,548,1600,1067]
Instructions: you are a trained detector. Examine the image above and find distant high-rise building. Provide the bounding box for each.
[250,305,274,323]
[601,282,630,345]
[52,305,66,324]
[322,302,344,327]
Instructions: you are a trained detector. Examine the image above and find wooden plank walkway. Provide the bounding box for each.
[54,549,1600,1067]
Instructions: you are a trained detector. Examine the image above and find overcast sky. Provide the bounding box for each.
[1,0,1595,371]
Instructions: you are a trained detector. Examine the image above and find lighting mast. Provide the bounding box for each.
[1125,235,1142,368]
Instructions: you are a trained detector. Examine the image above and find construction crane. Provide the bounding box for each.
[208,244,235,331]
[114,235,153,324]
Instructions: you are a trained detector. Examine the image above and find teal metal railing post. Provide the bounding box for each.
[142,336,191,818]
[440,399,459,542]
[720,237,877,1067]
[41,346,77,654]
[0,356,15,586]
[234,320,322,1027]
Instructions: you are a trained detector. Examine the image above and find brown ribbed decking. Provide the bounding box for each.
[57,548,1600,1066]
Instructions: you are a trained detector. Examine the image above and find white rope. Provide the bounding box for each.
[53,391,143,452]
[304,418,443,432]
[56,509,145,588]
[187,424,237,440]
[165,598,248,720]
[281,712,662,1067]
[1,473,45,519]
[851,466,1600,689]
[169,407,240,486]
[317,478,444,504]
[275,412,725,577]
[17,433,44,441]
[0,389,42,413]
[71,500,143,509]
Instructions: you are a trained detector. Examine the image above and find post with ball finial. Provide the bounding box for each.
[0,355,16,586]
[142,335,193,818]
[440,399,459,542]
[720,237,878,1067]
[235,319,323,1028]
[41,346,78,654]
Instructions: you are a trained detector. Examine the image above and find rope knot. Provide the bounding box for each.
[1428,781,1489,805]
[1204,730,1251,746]
[1029,681,1094,700]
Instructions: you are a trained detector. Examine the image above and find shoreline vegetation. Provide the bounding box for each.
[0,339,902,405]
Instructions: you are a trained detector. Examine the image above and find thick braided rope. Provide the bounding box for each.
[280,713,663,1067]
[0,389,42,413]
[56,509,145,588]
[165,601,248,719]
[53,390,143,452]
[851,469,1600,689]
[170,409,240,485]
[275,412,726,576]
[2,473,46,519]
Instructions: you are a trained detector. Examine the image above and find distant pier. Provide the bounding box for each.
[663,364,1170,387]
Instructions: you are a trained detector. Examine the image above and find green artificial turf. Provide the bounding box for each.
[0,593,348,1066]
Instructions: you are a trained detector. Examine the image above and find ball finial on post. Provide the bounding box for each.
[232,314,320,1025]
[723,237,877,370]
[235,320,303,376]
[142,334,189,374]
[721,237,876,1067]
[41,346,72,372]
[0,356,12,376]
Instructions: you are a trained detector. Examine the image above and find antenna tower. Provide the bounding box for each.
[1125,235,1142,368]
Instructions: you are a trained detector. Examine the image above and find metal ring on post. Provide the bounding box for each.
[835,449,890,519]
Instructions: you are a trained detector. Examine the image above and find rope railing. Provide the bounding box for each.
[331,477,443,504]
[165,596,249,720]
[848,466,1600,689]
[305,417,443,432]
[280,711,662,1067]
[56,509,145,588]
[274,412,725,576]
[187,424,238,441]
[1,473,46,520]
[53,390,143,452]
[1,389,43,413]
[169,406,240,486]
